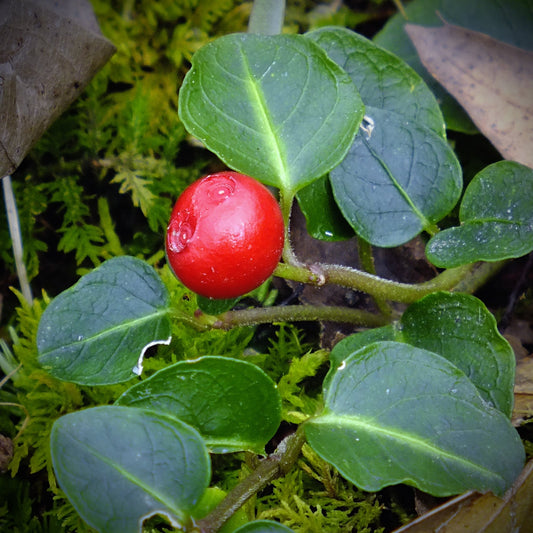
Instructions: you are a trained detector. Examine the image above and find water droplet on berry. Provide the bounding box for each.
[168,218,194,253]
[205,175,236,203]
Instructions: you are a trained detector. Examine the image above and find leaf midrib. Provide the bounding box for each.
[311,412,505,482]
[362,136,431,229]
[239,43,288,187]
[64,429,189,522]
[39,308,170,356]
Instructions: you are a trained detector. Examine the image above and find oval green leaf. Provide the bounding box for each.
[330,106,462,247]
[399,292,515,417]
[329,293,515,417]
[427,161,533,267]
[305,341,524,497]
[298,26,447,242]
[116,356,281,454]
[50,406,210,533]
[178,33,363,193]
[306,26,445,137]
[37,256,171,385]
[325,325,395,394]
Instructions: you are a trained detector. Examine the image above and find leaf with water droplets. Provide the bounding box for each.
[37,256,171,385]
[427,161,533,267]
[328,293,515,417]
[330,106,462,247]
[399,292,515,417]
[51,406,210,533]
[305,341,524,497]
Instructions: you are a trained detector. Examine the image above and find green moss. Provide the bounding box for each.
[255,446,384,532]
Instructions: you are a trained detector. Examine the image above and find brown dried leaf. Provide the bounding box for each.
[0,0,115,176]
[513,353,533,426]
[394,460,533,533]
[405,22,533,169]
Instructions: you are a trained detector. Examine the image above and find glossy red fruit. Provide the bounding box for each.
[166,171,284,299]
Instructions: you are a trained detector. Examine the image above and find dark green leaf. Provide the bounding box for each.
[399,292,515,417]
[307,26,445,137]
[178,33,363,193]
[234,520,295,533]
[305,342,524,497]
[296,176,354,241]
[299,26,449,242]
[197,295,240,315]
[37,256,171,385]
[374,0,533,132]
[427,161,533,267]
[116,356,281,454]
[50,406,210,533]
[330,106,462,247]
[330,293,515,417]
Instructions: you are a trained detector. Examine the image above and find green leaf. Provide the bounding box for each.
[116,356,281,454]
[178,33,363,193]
[37,256,171,385]
[296,176,354,241]
[50,406,210,533]
[330,293,515,417]
[234,520,295,533]
[298,26,448,242]
[330,106,462,247]
[399,292,515,417]
[305,342,524,497]
[306,26,446,137]
[426,161,533,267]
[197,295,240,315]
[374,0,533,132]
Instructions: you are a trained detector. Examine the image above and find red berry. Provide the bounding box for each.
[166,171,284,299]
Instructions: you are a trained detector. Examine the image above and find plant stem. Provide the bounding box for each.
[356,237,376,276]
[214,304,389,330]
[196,427,306,533]
[451,260,507,294]
[2,175,33,303]
[279,189,300,266]
[248,0,285,35]
[274,261,478,304]
[356,238,392,316]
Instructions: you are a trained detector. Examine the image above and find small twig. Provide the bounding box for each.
[196,428,306,533]
[2,175,33,303]
[248,0,285,35]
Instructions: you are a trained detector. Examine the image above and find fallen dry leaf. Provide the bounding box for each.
[0,0,115,176]
[393,459,533,533]
[405,22,533,169]
[513,351,533,426]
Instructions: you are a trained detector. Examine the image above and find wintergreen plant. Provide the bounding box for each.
[28,17,533,533]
